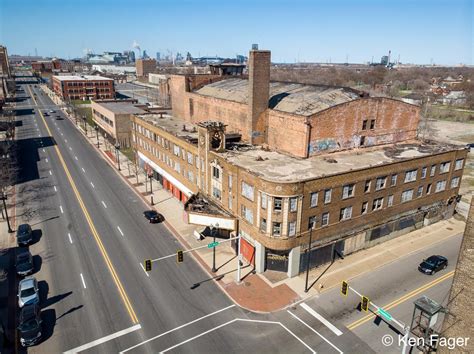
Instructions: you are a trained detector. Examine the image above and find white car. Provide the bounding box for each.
[18,277,39,308]
[49,110,55,114]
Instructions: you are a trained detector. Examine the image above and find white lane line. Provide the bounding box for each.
[139,263,150,277]
[69,146,72,151]
[117,226,124,237]
[300,303,343,336]
[61,133,64,136]
[60,205,64,214]
[287,310,343,354]
[42,148,45,152]
[75,156,78,161]
[90,182,95,188]
[80,273,87,289]
[81,167,85,173]
[120,304,235,353]
[49,170,52,175]
[45,158,48,163]
[53,186,57,192]
[64,324,142,354]
[68,233,73,244]
[65,139,68,143]
[101,201,107,208]
[38,134,41,137]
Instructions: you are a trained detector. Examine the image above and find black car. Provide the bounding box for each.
[16,224,33,246]
[18,304,42,347]
[16,249,34,276]
[143,210,161,223]
[418,255,448,275]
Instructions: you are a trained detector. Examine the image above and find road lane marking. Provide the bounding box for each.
[288,310,342,354]
[120,304,236,353]
[45,158,48,163]
[139,263,150,277]
[64,324,142,354]
[30,86,139,324]
[347,270,455,330]
[68,233,73,244]
[61,133,64,136]
[53,186,57,192]
[80,273,87,289]
[42,148,45,152]
[60,205,64,214]
[300,303,343,336]
[69,146,72,151]
[81,167,85,173]
[75,156,78,160]
[117,226,124,236]
[90,182,95,188]
[49,170,52,175]
[65,139,68,143]
[101,201,107,208]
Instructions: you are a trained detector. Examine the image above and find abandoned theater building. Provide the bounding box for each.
[132,48,467,278]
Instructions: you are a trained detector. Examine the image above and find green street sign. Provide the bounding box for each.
[207,241,219,249]
[378,308,392,321]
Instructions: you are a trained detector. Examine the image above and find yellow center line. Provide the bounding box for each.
[28,85,139,324]
[347,270,454,330]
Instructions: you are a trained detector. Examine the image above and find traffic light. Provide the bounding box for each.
[361,296,370,312]
[144,259,152,272]
[177,250,184,263]
[341,280,348,296]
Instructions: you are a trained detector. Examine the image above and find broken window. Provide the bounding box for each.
[308,216,317,229]
[274,197,282,211]
[440,162,451,174]
[260,218,267,232]
[362,120,368,130]
[360,136,366,146]
[289,197,298,212]
[361,201,368,214]
[375,177,387,190]
[272,222,281,236]
[370,119,375,129]
[372,197,384,211]
[364,180,371,193]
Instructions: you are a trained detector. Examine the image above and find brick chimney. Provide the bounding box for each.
[247,46,270,145]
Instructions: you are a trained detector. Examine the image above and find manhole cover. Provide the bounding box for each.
[446,227,453,231]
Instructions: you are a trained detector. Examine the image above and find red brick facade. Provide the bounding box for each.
[52,76,115,100]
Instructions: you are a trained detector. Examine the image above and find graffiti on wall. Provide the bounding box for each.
[308,139,338,154]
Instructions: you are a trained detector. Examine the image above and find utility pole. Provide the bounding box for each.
[0,193,13,233]
[304,227,313,292]
[236,235,242,283]
[211,223,219,272]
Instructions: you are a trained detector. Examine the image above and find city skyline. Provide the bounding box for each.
[1,0,472,65]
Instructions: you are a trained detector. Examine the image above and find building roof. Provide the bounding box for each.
[98,102,146,114]
[219,140,464,183]
[137,113,199,143]
[52,75,112,81]
[195,78,361,116]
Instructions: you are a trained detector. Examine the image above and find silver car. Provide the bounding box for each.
[18,277,39,308]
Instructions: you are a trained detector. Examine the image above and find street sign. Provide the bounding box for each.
[378,308,392,321]
[207,241,219,249]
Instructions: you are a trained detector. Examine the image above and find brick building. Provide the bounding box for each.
[0,45,11,78]
[32,60,62,73]
[136,58,156,78]
[131,48,468,277]
[52,75,115,100]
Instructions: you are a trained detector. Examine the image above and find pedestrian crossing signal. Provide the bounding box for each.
[361,296,370,312]
[177,250,184,263]
[144,259,152,272]
[341,281,348,296]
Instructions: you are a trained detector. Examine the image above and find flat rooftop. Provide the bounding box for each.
[53,75,112,81]
[137,113,199,143]
[195,78,361,116]
[98,102,146,114]
[219,140,465,183]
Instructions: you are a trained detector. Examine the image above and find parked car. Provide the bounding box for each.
[418,255,448,275]
[16,224,33,246]
[18,277,39,308]
[48,110,55,114]
[18,304,42,346]
[143,210,161,223]
[16,249,34,276]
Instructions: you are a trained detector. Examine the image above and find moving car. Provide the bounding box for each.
[418,255,448,275]
[18,277,39,308]
[16,224,33,246]
[48,109,55,113]
[143,210,161,223]
[18,304,42,346]
[16,249,34,276]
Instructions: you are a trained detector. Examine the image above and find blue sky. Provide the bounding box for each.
[1,0,472,65]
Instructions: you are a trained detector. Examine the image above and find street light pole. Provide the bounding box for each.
[115,143,121,171]
[304,227,313,293]
[94,125,99,148]
[211,223,218,272]
[149,173,153,193]
[1,193,13,233]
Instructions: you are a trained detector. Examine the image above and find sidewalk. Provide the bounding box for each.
[42,85,468,313]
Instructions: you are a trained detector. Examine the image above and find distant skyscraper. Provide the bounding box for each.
[142,50,149,59]
[381,55,389,66]
[156,52,161,61]
[124,50,135,63]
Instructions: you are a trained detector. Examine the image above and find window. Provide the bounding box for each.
[241,181,254,201]
[426,184,432,194]
[241,205,253,224]
[310,192,318,207]
[387,195,394,207]
[364,180,371,193]
[391,174,397,186]
[435,180,447,192]
[372,197,384,211]
[360,136,366,146]
[451,177,460,188]
[362,120,368,130]
[187,152,193,165]
[261,193,268,209]
[342,184,355,199]
[430,165,436,177]
[272,222,281,236]
[370,119,375,129]
[421,167,427,179]
[274,197,282,211]
[212,166,220,180]
[401,189,413,202]
[173,144,180,156]
[417,186,423,198]
[322,212,330,226]
[174,162,181,173]
[212,186,221,200]
[288,222,296,237]
[290,197,298,212]
[228,174,232,189]
[455,159,464,170]
[228,195,233,210]
[260,218,267,232]
[361,201,368,214]
[375,176,387,190]
[308,216,317,229]
[405,170,417,183]
[440,162,450,174]
[187,171,194,182]
[339,206,352,221]
[324,189,332,204]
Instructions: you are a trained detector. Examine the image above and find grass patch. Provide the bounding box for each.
[72,99,91,105]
